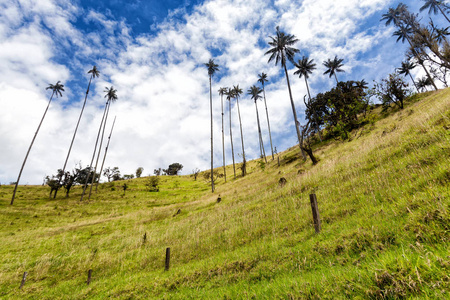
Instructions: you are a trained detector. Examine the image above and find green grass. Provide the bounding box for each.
[1,89,449,299]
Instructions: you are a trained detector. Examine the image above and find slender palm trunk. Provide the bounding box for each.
[11,91,55,205]
[80,100,109,201]
[96,116,116,192]
[261,84,274,160]
[229,100,236,179]
[235,96,246,176]
[88,101,111,199]
[304,77,322,142]
[334,73,339,85]
[220,93,226,182]
[438,4,450,23]
[55,75,93,198]
[209,76,214,192]
[255,101,267,163]
[408,73,420,93]
[283,64,307,160]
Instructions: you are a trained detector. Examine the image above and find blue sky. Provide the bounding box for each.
[0,0,446,184]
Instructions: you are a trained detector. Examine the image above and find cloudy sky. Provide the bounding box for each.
[0,0,444,184]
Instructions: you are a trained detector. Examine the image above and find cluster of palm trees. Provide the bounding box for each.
[11,66,118,204]
[384,1,450,92]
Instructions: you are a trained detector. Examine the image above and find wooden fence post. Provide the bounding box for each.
[165,247,170,271]
[19,272,27,290]
[87,269,92,285]
[309,194,321,233]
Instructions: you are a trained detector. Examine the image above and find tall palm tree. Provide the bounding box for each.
[420,0,450,23]
[381,3,438,90]
[232,84,247,176]
[294,56,322,141]
[417,76,433,92]
[398,61,419,92]
[218,87,227,182]
[248,85,267,163]
[11,81,64,205]
[96,116,116,192]
[55,66,99,198]
[258,72,274,160]
[87,86,117,200]
[323,56,344,84]
[265,26,306,159]
[205,59,219,192]
[225,88,236,179]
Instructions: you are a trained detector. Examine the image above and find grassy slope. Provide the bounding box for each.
[0,89,449,299]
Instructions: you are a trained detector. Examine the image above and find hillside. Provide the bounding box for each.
[0,89,449,299]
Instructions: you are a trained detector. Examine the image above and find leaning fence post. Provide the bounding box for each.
[19,272,27,290]
[87,269,93,285]
[309,194,321,233]
[165,247,171,271]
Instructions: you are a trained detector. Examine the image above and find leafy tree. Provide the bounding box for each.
[258,72,275,160]
[225,88,237,179]
[136,167,144,178]
[59,66,100,194]
[123,174,135,180]
[154,168,162,176]
[248,85,267,162]
[11,81,64,205]
[218,87,227,182]
[323,56,345,84]
[145,176,160,192]
[294,55,322,141]
[103,167,121,182]
[165,163,183,176]
[265,26,306,159]
[232,84,247,176]
[205,59,219,192]
[374,73,410,110]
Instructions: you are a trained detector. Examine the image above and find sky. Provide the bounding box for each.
[0,0,445,185]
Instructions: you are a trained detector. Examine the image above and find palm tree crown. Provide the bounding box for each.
[205,59,219,77]
[46,81,65,97]
[258,72,268,86]
[265,26,299,67]
[248,85,262,101]
[398,61,416,76]
[381,3,408,27]
[88,65,100,78]
[294,56,316,79]
[104,86,118,103]
[323,56,344,83]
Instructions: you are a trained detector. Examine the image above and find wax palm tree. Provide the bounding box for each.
[80,86,117,201]
[417,76,433,92]
[55,66,99,198]
[205,59,219,192]
[248,85,267,163]
[218,87,227,182]
[232,84,247,176]
[87,86,117,199]
[265,26,306,159]
[323,56,344,84]
[225,88,236,179]
[96,116,116,192]
[398,61,419,92]
[420,0,450,23]
[381,3,438,90]
[294,56,322,141]
[11,81,64,205]
[258,72,274,160]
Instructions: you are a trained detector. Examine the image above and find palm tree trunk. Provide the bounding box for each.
[305,77,322,142]
[209,76,214,192]
[261,84,274,160]
[55,75,93,198]
[334,73,339,85]
[80,100,109,201]
[11,91,56,205]
[283,64,307,160]
[255,101,267,163]
[235,96,246,176]
[229,100,236,179]
[220,93,226,182]
[438,4,450,23]
[408,73,420,93]
[88,101,111,199]
[95,116,116,192]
